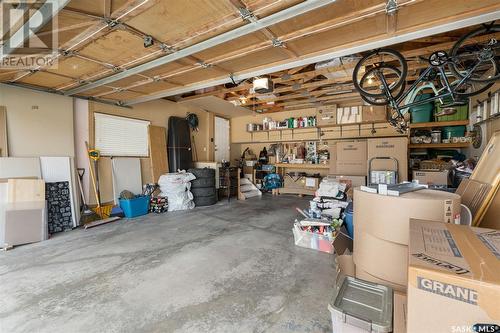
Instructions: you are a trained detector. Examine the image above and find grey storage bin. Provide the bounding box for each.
[328,275,393,333]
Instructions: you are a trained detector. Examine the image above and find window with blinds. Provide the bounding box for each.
[94,113,150,157]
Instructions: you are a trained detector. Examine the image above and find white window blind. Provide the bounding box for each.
[94,113,150,157]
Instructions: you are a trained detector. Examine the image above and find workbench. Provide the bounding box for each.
[275,163,330,196]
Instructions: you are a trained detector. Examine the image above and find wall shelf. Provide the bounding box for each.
[409,120,469,128]
[408,143,470,149]
[247,120,389,134]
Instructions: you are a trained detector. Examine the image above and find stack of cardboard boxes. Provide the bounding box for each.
[353,188,462,292]
[328,137,408,186]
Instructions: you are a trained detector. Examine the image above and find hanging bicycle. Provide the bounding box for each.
[352,24,500,132]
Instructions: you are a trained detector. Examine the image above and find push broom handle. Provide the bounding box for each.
[85,141,102,216]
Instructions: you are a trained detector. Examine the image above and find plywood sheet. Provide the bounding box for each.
[105,90,145,101]
[65,0,106,17]
[148,126,168,183]
[78,86,115,97]
[285,14,385,56]
[110,75,149,88]
[48,56,107,78]
[0,70,19,82]
[268,0,380,36]
[112,157,143,203]
[19,71,74,88]
[0,106,8,157]
[7,179,45,203]
[78,30,155,67]
[193,32,268,61]
[130,81,179,94]
[141,61,190,78]
[0,157,41,179]
[163,67,223,86]
[125,0,239,45]
[217,48,290,73]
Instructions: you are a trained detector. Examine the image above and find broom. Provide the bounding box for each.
[83,142,120,229]
[76,168,100,225]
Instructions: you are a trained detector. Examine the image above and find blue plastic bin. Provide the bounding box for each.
[119,195,150,218]
[344,202,354,239]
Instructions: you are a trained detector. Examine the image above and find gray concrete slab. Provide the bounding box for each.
[0,194,337,333]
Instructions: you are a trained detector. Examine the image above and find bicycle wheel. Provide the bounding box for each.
[359,65,406,105]
[353,48,407,98]
[450,25,500,83]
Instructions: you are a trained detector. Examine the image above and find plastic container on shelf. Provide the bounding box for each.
[442,125,466,139]
[435,98,468,121]
[119,195,150,218]
[430,130,442,143]
[410,93,434,123]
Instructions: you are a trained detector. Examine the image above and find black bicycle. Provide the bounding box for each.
[352,24,500,132]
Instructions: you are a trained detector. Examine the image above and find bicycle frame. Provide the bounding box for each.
[377,58,482,119]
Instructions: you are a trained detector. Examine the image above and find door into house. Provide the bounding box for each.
[214,116,230,163]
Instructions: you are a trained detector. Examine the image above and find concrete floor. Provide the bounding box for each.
[0,195,337,333]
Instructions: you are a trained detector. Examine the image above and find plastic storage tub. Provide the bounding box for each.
[344,202,354,239]
[442,125,466,139]
[435,99,468,121]
[410,93,434,123]
[292,223,334,254]
[329,275,393,333]
[119,195,150,218]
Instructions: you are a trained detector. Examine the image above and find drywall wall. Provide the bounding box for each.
[0,106,7,156]
[74,98,90,202]
[82,99,214,204]
[0,84,74,157]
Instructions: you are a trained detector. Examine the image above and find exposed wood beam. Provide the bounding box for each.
[179,29,500,103]
[108,1,392,95]
[63,0,336,96]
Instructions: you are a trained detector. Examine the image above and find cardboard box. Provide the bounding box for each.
[354,231,408,286]
[327,175,366,188]
[304,177,320,189]
[362,105,387,122]
[316,105,337,126]
[354,188,461,245]
[367,137,408,181]
[407,219,500,333]
[336,141,367,176]
[393,292,407,333]
[284,174,306,189]
[355,267,407,293]
[333,226,355,277]
[412,170,450,186]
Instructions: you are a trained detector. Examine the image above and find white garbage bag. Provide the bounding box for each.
[158,171,196,211]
